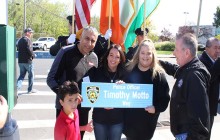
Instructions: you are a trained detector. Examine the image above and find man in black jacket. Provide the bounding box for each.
[160,33,210,140]
[47,26,99,139]
[199,37,220,139]
[17,28,36,94]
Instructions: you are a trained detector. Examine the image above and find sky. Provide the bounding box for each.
[90,0,220,35]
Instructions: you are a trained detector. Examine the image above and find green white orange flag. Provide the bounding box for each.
[100,0,160,52]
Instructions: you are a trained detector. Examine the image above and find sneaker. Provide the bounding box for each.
[27,89,38,94]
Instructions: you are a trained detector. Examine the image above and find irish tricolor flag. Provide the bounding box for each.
[100,0,160,52]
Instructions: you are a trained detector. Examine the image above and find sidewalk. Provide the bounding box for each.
[84,114,220,140]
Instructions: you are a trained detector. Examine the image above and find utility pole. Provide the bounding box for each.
[24,0,26,30]
[183,12,189,26]
[196,0,202,39]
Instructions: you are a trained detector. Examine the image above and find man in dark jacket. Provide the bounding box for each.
[199,37,220,139]
[160,33,210,140]
[17,28,36,94]
[47,26,98,139]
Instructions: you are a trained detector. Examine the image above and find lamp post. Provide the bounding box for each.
[183,12,189,25]
[24,0,26,30]
[196,0,202,39]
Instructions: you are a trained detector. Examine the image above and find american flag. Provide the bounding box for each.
[75,0,96,31]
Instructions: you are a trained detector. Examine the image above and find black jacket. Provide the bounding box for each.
[93,35,109,63]
[17,36,34,63]
[123,66,170,139]
[88,66,127,124]
[160,58,210,140]
[47,44,98,109]
[199,51,220,116]
[125,45,138,62]
[49,35,80,56]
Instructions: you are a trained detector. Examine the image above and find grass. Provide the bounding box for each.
[156,51,173,55]
[156,50,203,55]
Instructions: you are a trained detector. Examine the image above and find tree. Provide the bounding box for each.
[8,0,70,39]
[90,16,100,32]
[213,6,220,28]
[178,26,195,35]
[160,28,173,41]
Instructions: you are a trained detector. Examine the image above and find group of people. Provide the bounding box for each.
[15,15,220,140]
[46,15,220,140]
[47,23,170,140]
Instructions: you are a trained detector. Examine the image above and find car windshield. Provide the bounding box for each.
[38,38,47,41]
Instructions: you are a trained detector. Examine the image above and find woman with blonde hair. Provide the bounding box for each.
[123,39,170,140]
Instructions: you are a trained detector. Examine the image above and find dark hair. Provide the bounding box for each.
[66,16,72,25]
[135,27,149,36]
[58,81,80,101]
[100,44,126,70]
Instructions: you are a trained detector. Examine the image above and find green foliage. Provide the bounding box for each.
[8,0,70,40]
[91,16,100,32]
[215,34,220,40]
[148,33,159,42]
[213,6,220,28]
[155,41,175,51]
[156,51,173,55]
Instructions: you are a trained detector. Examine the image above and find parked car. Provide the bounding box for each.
[32,37,56,51]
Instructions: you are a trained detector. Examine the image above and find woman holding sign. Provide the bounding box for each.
[123,39,170,140]
[88,44,127,140]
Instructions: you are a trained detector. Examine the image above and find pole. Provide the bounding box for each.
[24,0,26,30]
[72,0,75,34]
[108,0,112,48]
[183,12,189,25]
[143,0,146,37]
[196,0,202,39]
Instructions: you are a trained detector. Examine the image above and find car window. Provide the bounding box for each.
[49,38,55,41]
[38,38,47,41]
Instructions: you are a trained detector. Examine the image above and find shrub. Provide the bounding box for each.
[215,34,220,40]
[155,41,175,51]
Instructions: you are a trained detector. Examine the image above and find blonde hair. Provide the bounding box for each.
[127,39,164,78]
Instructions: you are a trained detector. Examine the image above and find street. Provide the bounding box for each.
[12,53,220,140]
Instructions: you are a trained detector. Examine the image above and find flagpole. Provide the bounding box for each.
[72,0,75,34]
[143,0,146,37]
[108,0,112,48]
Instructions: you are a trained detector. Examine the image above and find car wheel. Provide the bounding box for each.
[43,45,47,51]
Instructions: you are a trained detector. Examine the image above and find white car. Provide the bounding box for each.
[32,37,56,51]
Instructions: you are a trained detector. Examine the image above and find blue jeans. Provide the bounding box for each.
[94,121,123,140]
[17,63,34,92]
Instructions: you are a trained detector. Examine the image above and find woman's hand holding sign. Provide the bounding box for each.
[145,106,155,114]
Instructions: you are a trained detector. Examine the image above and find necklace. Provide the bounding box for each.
[108,71,117,83]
